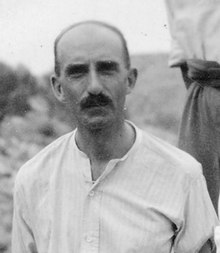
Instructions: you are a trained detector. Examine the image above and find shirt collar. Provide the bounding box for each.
[72,120,142,162]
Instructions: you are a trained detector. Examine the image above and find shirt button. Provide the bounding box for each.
[85,236,93,243]
[89,191,95,197]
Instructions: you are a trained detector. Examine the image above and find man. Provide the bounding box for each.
[12,21,218,253]
[165,0,220,213]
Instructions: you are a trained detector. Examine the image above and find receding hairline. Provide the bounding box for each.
[54,20,131,75]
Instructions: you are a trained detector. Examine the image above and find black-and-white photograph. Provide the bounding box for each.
[0,0,219,252]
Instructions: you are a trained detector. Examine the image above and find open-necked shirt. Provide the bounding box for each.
[12,122,219,253]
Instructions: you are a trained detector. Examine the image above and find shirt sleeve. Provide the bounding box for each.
[11,175,37,253]
[173,174,219,253]
[164,0,187,67]
[165,0,220,66]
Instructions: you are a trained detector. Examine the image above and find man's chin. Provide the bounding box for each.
[80,116,113,131]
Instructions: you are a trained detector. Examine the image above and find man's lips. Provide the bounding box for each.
[82,101,109,108]
[80,94,112,110]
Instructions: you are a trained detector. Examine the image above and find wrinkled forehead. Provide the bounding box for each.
[56,24,125,66]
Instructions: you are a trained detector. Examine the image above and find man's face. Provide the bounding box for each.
[52,24,136,130]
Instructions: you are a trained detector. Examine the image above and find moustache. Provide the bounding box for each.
[80,93,113,109]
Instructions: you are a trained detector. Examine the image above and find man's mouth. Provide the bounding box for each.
[84,100,109,108]
[80,94,112,110]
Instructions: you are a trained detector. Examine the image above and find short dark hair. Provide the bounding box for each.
[54,20,131,76]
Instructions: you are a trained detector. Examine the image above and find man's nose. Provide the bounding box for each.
[87,70,103,95]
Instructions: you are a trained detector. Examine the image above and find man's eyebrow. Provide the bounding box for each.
[96,61,119,71]
[65,63,89,75]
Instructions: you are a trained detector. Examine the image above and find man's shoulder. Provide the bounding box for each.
[138,128,203,180]
[14,130,75,190]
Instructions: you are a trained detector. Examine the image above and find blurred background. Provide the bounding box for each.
[0,0,186,252]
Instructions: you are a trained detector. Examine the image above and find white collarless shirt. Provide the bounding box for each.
[12,122,219,253]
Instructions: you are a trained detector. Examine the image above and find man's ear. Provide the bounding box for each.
[126,68,138,94]
[50,75,65,102]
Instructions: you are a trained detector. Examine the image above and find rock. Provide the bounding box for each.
[0,157,11,178]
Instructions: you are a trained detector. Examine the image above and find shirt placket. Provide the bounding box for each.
[79,156,100,253]
[80,157,123,253]
[80,187,101,253]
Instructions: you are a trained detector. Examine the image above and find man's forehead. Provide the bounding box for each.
[57,23,124,59]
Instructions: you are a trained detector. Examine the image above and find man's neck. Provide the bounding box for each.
[75,121,135,180]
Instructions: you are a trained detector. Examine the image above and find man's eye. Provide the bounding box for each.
[66,65,88,78]
[97,62,118,75]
